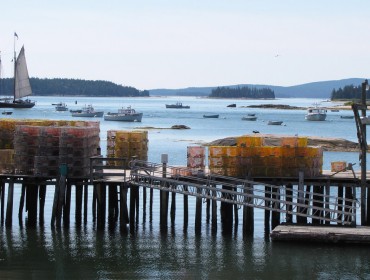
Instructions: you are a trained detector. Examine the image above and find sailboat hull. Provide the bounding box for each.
[0,100,35,108]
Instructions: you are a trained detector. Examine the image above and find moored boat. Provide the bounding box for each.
[268,121,283,125]
[104,106,143,122]
[242,116,257,121]
[340,115,354,119]
[2,111,12,115]
[71,104,104,117]
[0,34,35,108]
[227,103,236,108]
[165,102,190,109]
[203,114,219,118]
[54,102,68,111]
[305,104,327,121]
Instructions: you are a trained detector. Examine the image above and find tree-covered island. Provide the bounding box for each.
[331,84,370,100]
[0,78,149,97]
[209,86,275,99]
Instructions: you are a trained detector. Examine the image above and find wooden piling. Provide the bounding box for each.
[271,184,280,230]
[84,182,88,225]
[75,183,83,227]
[170,190,176,226]
[195,186,202,233]
[264,185,271,235]
[18,185,26,225]
[26,183,39,228]
[63,182,72,227]
[96,182,106,230]
[221,185,233,234]
[337,184,344,224]
[211,188,217,232]
[108,183,118,225]
[312,185,321,225]
[39,184,46,226]
[5,178,14,227]
[0,181,4,225]
[183,185,188,230]
[242,183,254,235]
[119,183,129,228]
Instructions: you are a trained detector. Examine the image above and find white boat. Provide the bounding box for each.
[305,104,327,121]
[71,104,104,117]
[54,102,68,111]
[242,116,257,121]
[268,121,283,125]
[104,106,143,122]
[203,114,219,118]
[0,34,35,108]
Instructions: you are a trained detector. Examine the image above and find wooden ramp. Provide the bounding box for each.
[271,225,370,244]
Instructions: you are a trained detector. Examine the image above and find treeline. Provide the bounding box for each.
[0,78,149,97]
[209,86,275,99]
[331,84,370,100]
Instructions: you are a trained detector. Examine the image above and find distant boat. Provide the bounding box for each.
[227,103,236,108]
[242,116,257,121]
[0,35,35,108]
[268,121,283,125]
[104,106,143,122]
[71,104,104,117]
[54,102,68,111]
[2,111,12,115]
[340,115,354,119]
[305,104,327,121]
[165,102,190,109]
[203,114,219,118]
[331,109,340,112]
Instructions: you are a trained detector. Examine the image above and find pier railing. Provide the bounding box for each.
[129,160,359,225]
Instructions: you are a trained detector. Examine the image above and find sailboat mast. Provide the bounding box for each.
[13,33,17,102]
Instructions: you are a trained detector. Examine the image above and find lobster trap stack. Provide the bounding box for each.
[0,119,100,177]
[106,130,148,168]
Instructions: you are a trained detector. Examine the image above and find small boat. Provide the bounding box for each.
[268,121,283,125]
[203,114,219,118]
[54,102,68,111]
[165,102,190,109]
[242,116,257,121]
[0,37,35,108]
[71,104,104,117]
[2,111,12,115]
[305,104,327,121]
[227,103,236,108]
[247,113,255,116]
[331,109,340,112]
[340,115,354,119]
[104,106,143,122]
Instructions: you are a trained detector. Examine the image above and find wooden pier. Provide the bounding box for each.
[1,156,369,244]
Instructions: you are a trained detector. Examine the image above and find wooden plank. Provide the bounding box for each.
[271,225,370,244]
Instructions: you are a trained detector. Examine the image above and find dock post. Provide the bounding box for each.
[170,188,176,226]
[195,186,202,234]
[63,181,72,228]
[149,188,153,223]
[312,185,321,225]
[325,181,331,225]
[297,172,305,224]
[83,180,88,225]
[96,182,106,230]
[233,186,239,227]
[5,178,14,227]
[108,183,118,226]
[337,184,344,224]
[243,182,254,235]
[39,184,46,226]
[206,189,210,224]
[271,183,280,230]
[285,183,293,223]
[211,187,217,233]
[26,182,39,228]
[184,185,188,230]
[221,185,233,234]
[143,184,147,223]
[0,180,4,225]
[75,182,83,227]
[119,182,129,229]
[264,185,271,235]
[18,184,26,226]
[160,154,168,230]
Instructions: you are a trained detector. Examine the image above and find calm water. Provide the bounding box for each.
[1,96,370,279]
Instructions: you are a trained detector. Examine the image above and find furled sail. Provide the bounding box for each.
[14,46,32,99]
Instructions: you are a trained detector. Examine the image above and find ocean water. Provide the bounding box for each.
[1,96,370,279]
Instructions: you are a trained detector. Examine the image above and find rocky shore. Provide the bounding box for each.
[206,134,359,152]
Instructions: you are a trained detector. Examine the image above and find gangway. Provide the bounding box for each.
[129,160,359,226]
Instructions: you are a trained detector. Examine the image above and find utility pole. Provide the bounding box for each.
[361,79,368,225]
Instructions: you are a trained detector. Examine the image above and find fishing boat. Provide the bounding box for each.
[227,103,236,108]
[104,106,143,122]
[340,115,354,119]
[54,102,68,111]
[1,111,12,115]
[268,121,283,125]
[71,104,104,117]
[0,34,35,108]
[203,114,219,118]
[165,102,190,109]
[305,104,327,121]
[242,116,257,121]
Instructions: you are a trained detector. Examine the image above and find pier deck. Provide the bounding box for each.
[271,225,370,244]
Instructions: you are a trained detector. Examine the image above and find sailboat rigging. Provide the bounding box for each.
[0,34,35,108]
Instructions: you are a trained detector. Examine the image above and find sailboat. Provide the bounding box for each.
[0,36,35,108]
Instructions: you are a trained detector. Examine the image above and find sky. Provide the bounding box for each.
[1,0,369,90]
